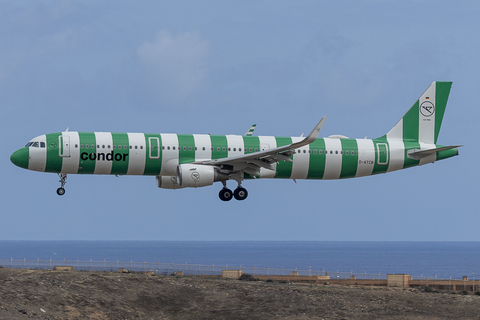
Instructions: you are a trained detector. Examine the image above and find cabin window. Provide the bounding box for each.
[239,148,242,152]
[249,148,252,152]
[86,144,89,149]
[102,145,105,148]
[167,146,170,150]
[173,146,176,150]
[113,145,115,149]
[189,147,192,151]
[222,147,225,151]
[140,146,143,149]
[335,150,338,154]
[346,151,349,155]
[233,148,236,152]
[228,148,231,151]
[217,147,220,151]
[75,144,78,148]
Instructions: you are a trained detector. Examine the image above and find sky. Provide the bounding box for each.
[1,0,478,241]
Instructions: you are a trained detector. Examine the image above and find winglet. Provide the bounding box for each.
[245,124,257,136]
[291,117,326,148]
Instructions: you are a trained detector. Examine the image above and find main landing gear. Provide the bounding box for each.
[57,173,67,196]
[219,181,248,201]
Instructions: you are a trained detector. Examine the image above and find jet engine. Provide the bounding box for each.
[156,175,185,189]
[177,164,217,188]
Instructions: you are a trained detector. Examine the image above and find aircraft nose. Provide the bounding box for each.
[10,148,29,169]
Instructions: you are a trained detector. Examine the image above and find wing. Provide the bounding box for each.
[196,117,326,177]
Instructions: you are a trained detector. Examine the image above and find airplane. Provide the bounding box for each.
[10,81,460,201]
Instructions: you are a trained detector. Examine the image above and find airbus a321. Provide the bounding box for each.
[10,81,460,201]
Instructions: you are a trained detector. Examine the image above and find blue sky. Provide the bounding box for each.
[1,1,478,241]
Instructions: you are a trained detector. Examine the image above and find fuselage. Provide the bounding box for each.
[10,131,458,180]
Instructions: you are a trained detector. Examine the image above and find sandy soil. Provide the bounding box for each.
[0,268,479,319]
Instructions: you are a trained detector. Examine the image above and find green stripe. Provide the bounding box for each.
[434,82,452,144]
[144,134,162,175]
[111,133,129,175]
[78,132,96,174]
[243,136,260,154]
[274,137,293,178]
[45,132,63,173]
[403,100,419,142]
[178,134,195,164]
[339,139,358,179]
[307,138,326,179]
[210,135,228,159]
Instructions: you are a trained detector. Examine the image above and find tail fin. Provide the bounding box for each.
[385,81,452,144]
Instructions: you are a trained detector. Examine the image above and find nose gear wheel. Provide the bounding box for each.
[57,173,67,196]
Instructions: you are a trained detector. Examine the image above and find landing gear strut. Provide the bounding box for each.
[219,181,233,201]
[57,173,67,196]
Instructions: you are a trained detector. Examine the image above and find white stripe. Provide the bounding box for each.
[61,132,80,174]
[193,134,212,161]
[419,142,437,165]
[160,133,179,176]
[290,137,309,180]
[386,121,405,172]
[27,134,47,172]
[94,132,113,175]
[323,138,342,180]
[258,136,277,178]
[355,139,375,177]
[126,133,146,175]
[226,135,244,158]
[418,83,436,144]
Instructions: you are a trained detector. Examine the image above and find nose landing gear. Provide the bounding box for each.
[57,173,67,196]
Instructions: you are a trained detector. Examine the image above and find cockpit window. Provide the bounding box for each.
[25,141,45,148]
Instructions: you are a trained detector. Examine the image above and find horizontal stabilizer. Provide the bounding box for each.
[407,145,461,160]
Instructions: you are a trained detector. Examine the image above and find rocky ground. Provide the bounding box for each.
[0,268,479,319]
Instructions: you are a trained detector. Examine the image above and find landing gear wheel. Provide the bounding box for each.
[56,187,65,196]
[234,187,248,201]
[219,188,233,201]
[57,173,67,196]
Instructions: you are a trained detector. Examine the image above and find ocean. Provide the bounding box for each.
[0,241,478,279]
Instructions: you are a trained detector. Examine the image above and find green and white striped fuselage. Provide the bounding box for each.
[23,132,456,180]
[10,81,460,199]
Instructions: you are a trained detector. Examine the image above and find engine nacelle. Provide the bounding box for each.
[177,164,216,188]
[156,175,185,190]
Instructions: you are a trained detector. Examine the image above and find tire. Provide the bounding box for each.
[56,188,65,196]
[234,187,248,201]
[219,188,233,201]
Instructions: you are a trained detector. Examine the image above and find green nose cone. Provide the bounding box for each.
[10,148,29,169]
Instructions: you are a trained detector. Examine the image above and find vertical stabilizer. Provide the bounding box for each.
[385,81,452,143]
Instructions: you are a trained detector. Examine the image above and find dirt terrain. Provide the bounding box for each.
[0,268,479,320]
